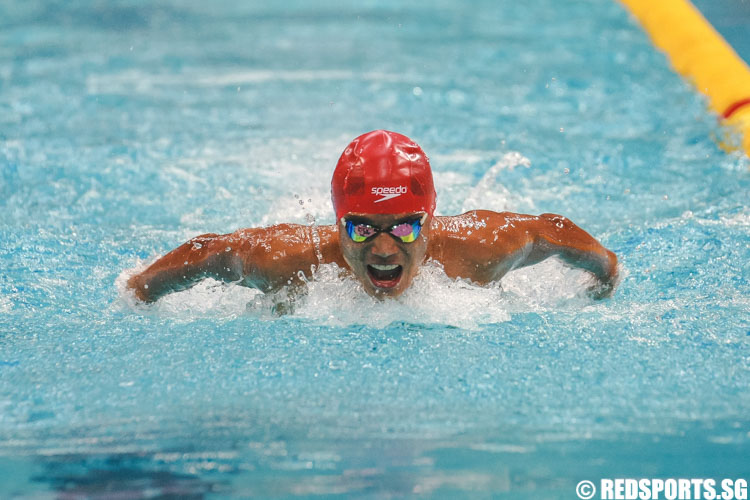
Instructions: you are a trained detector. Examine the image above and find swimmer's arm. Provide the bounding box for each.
[127,225,329,303]
[489,212,618,298]
[126,233,246,303]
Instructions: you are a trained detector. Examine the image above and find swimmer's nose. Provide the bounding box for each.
[370,232,399,258]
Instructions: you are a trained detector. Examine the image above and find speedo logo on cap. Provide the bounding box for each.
[372,185,407,203]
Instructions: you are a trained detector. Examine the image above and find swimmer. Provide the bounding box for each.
[127,130,618,302]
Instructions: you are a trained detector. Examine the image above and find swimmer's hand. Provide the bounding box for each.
[126,273,149,303]
[585,264,619,300]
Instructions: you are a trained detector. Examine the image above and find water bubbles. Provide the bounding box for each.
[446,89,466,106]
[412,86,423,96]
[192,242,203,250]
[305,214,324,264]
[328,359,347,370]
[225,247,232,252]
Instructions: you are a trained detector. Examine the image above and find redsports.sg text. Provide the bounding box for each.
[600,478,747,500]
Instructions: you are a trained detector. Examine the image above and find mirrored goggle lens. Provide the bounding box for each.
[345,218,423,243]
[346,221,376,242]
[389,220,421,242]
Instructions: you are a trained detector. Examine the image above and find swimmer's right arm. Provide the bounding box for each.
[126,232,245,303]
[127,224,330,303]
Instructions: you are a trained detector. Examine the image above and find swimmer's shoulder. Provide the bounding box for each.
[225,223,342,263]
[433,210,540,236]
[226,223,344,287]
[432,210,515,240]
[429,211,543,282]
[429,211,500,267]
[430,210,537,260]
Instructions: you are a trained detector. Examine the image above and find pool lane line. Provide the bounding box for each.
[618,0,750,157]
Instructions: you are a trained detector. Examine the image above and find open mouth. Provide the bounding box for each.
[366,264,403,289]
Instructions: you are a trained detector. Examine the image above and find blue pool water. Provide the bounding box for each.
[1,1,749,498]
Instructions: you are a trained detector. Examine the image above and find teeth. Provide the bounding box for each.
[371,264,399,271]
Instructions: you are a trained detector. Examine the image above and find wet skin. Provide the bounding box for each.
[127,210,618,303]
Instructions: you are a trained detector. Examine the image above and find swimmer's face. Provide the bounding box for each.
[338,212,431,298]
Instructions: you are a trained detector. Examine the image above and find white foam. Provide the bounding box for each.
[462,152,536,213]
[719,211,750,229]
[0,295,12,314]
[117,255,603,329]
[291,262,512,329]
[260,188,333,226]
[115,259,262,321]
[432,171,474,215]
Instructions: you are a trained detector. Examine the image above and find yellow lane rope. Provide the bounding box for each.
[619,0,750,156]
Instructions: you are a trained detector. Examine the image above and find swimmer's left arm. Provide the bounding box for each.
[532,213,618,297]
[482,211,618,298]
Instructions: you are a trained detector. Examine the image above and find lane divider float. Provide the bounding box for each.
[619,0,750,157]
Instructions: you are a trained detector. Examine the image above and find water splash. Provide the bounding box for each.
[462,151,536,213]
[115,260,262,320]
[117,258,600,329]
[260,187,333,226]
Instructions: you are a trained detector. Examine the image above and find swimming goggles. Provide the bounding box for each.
[343,213,427,243]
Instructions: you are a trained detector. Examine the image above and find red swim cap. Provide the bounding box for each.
[331,130,436,220]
